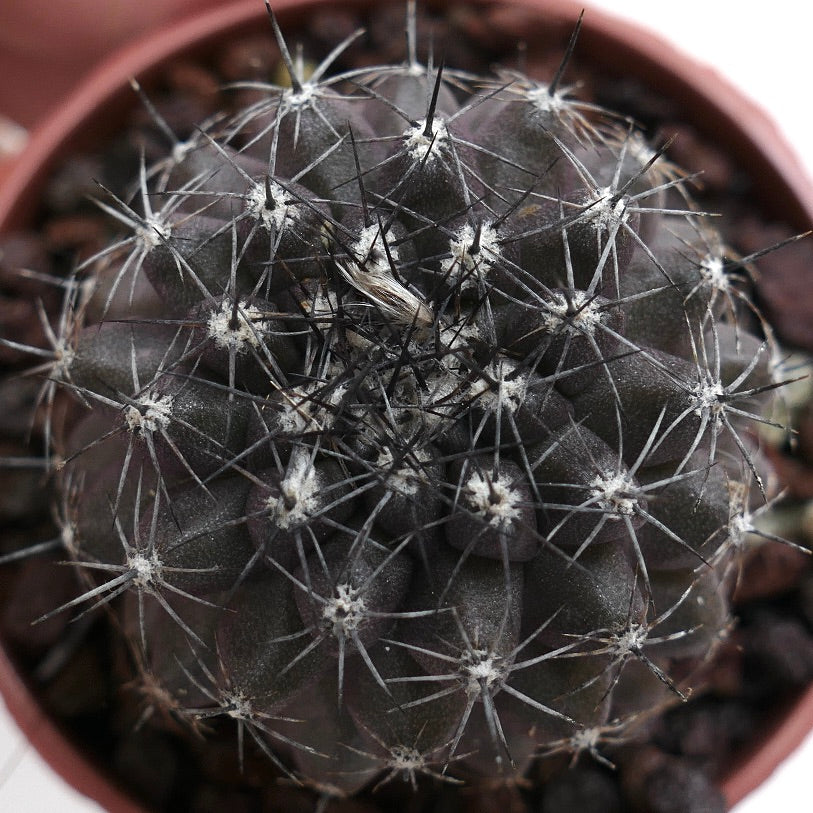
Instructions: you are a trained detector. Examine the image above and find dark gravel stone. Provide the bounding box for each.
[538,764,624,813]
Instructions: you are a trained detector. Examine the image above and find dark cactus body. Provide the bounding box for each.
[23,4,787,796]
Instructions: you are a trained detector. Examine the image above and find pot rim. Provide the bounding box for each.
[1,0,811,810]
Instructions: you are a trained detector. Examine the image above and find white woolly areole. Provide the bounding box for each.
[59,517,77,557]
[691,378,726,418]
[727,478,756,550]
[471,360,528,415]
[699,253,729,292]
[170,139,195,166]
[222,690,253,720]
[460,648,504,696]
[278,385,321,435]
[725,479,758,551]
[266,450,321,529]
[376,447,432,496]
[612,622,648,656]
[245,179,296,232]
[590,470,638,519]
[462,469,523,528]
[404,118,449,163]
[207,299,264,353]
[525,83,567,115]
[124,391,174,434]
[586,186,631,233]
[322,583,366,636]
[571,727,602,752]
[135,214,171,250]
[420,360,468,429]
[728,508,754,550]
[129,550,162,589]
[52,338,76,381]
[278,381,347,436]
[352,224,400,276]
[285,82,317,108]
[540,290,603,337]
[387,745,426,772]
[441,222,501,288]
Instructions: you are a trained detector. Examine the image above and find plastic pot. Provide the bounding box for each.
[0,1,811,810]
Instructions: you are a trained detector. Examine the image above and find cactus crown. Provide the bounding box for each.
[1,0,802,805]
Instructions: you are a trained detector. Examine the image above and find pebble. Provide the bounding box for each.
[43,213,108,261]
[538,764,624,813]
[620,748,726,813]
[733,540,812,604]
[112,727,180,811]
[216,34,280,82]
[742,611,813,693]
[653,697,757,769]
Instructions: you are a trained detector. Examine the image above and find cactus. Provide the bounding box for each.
[1,0,801,803]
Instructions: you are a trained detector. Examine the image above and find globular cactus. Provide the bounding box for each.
[6,0,797,801]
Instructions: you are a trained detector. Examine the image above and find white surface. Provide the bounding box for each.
[0,698,105,812]
[1,1,812,810]
[584,5,813,812]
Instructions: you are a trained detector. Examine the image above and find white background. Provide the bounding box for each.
[1,0,812,810]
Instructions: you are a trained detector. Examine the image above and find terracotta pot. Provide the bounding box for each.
[0,1,811,810]
[0,0,226,131]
